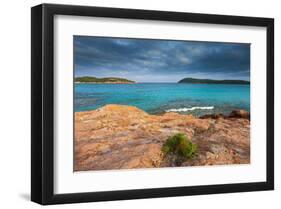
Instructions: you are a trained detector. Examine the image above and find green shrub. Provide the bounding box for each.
[162,133,197,159]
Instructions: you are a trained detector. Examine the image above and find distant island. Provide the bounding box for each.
[75,76,135,84]
[178,77,250,84]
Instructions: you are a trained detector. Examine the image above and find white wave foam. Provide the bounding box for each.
[165,106,214,112]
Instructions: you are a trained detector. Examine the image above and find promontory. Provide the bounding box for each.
[75,76,135,84]
[178,77,250,84]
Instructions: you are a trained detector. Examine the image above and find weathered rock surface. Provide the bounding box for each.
[74,105,250,171]
[228,109,250,119]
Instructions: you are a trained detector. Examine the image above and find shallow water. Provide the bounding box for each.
[75,83,250,116]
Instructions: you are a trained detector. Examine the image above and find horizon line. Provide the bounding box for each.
[74,76,250,82]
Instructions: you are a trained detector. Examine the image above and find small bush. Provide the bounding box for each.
[162,133,197,160]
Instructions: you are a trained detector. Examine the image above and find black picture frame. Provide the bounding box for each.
[31,3,274,205]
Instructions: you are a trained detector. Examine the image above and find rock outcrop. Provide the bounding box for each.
[74,105,250,171]
[228,109,250,119]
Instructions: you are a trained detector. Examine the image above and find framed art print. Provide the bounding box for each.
[31,3,274,205]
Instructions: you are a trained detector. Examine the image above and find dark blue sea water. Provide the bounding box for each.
[75,83,250,116]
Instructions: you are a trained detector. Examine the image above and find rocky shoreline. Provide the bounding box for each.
[74,105,250,171]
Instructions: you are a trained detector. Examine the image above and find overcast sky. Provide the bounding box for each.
[74,36,250,82]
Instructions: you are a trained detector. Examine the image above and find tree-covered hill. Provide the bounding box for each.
[178,77,250,84]
[75,76,135,83]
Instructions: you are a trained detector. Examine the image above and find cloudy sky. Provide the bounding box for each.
[74,36,250,82]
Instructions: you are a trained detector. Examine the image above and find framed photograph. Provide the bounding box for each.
[31,3,274,205]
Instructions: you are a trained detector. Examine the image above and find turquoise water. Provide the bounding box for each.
[75,83,250,116]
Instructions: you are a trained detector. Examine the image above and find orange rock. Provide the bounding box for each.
[74,105,250,171]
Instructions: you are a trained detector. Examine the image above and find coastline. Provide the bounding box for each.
[74,104,250,171]
[75,81,135,84]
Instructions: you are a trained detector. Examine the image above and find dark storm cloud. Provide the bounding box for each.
[74,36,250,82]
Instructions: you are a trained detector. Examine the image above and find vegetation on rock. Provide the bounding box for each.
[162,133,197,165]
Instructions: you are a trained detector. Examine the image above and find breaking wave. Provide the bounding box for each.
[165,106,214,112]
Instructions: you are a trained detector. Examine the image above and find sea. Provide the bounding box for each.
[75,83,250,116]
